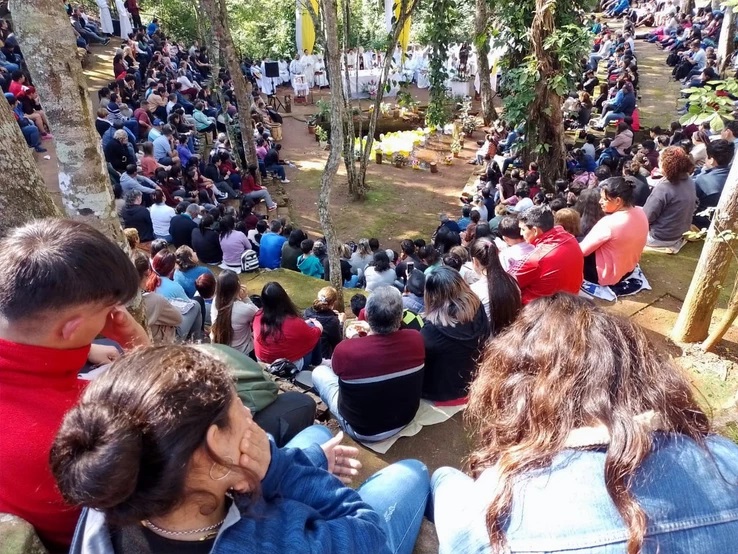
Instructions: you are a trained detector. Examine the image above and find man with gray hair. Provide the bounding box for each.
[312,286,425,442]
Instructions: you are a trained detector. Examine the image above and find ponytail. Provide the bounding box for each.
[470,238,522,334]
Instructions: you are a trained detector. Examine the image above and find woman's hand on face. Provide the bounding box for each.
[238,418,271,483]
[321,431,361,485]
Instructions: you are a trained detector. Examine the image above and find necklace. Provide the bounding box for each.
[142,516,226,539]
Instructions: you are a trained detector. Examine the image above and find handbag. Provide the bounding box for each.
[267,358,300,381]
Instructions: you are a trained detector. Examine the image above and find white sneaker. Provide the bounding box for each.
[281,179,290,184]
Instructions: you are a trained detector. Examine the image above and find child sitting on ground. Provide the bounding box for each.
[297,239,324,278]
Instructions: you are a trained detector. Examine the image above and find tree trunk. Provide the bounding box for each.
[474,0,497,125]
[318,0,346,310]
[0,98,63,236]
[343,0,420,200]
[341,2,360,199]
[203,0,260,181]
[10,0,124,240]
[528,0,566,191]
[718,7,735,75]
[673,160,738,344]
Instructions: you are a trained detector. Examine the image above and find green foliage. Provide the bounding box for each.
[493,0,593,127]
[412,0,474,44]
[425,0,460,128]
[679,79,738,133]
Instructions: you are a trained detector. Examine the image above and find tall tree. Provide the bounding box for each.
[474,0,497,125]
[317,0,347,308]
[201,0,260,181]
[0,98,63,236]
[342,0,420,200]
[527,0,566,189]
[9,0,125,239]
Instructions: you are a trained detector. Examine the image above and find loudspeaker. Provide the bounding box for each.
[264,61,280,79]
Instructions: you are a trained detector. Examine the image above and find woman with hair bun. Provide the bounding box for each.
[303,286,343,359]
[643,145,697,250]
[51,345,430,553]
[580,177,649,286]
[431,293,738,553]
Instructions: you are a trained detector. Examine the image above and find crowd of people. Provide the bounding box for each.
[2,2,738,554]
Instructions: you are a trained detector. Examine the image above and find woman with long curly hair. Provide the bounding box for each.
[643,145,697,250]
[431,293,738,553]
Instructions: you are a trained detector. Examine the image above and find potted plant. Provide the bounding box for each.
[392,152,407,168]
[450,139,462,158]
[316,126,328,149]
[307,117,316,135]
[315,99,331,123]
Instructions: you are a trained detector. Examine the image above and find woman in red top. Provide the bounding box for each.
[253,282,322,368]
[241,164,278,210]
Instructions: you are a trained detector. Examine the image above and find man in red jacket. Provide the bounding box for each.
[511,206,584,304]
[0,219,148,551]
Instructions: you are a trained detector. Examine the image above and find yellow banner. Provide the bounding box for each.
[300,0,319,54]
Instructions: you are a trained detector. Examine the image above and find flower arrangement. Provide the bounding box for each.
[411,159,421,170]
[392,152,408,167]
[443,155,453,165]
[315,126,328,143]
[450,139,462,154]
[362,80,379,100]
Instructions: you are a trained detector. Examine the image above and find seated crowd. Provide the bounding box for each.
[1,218,736,554]
[2,5,738,554]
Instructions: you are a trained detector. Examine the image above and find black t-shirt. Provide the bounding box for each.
[111,523,215,554]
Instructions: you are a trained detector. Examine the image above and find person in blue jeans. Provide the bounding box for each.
[53,344,430,554]
[430,293,738,554]
[263,143,290,183]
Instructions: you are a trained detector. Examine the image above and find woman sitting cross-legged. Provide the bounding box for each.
[253,281,323,369]
[430,293,738,553]
[364,251,398,292]
[51,345,431,554]
[420,267,490,403]
[211,269,259,358]
[579,177,649,286]
[218,214,252,272]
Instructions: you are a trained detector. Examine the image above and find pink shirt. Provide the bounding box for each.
[579,207,649,286]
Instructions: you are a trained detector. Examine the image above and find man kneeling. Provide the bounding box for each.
[313,286,425,442]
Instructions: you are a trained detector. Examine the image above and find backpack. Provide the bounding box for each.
[241,249,259,272]
[193,344,278,412]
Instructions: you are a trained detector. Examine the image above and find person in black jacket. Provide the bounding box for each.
[168,202,199,248]
[203,156,240,199]
[120,190,154,242]
[191,214,222,264]
[303,286,343,360]
[103,129,132,173]
[421,267,489,402]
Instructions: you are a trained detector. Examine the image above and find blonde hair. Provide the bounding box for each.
[312,286,338,312]
[449,245,470,263]
[554,208,582,237]
[123,228,140,250]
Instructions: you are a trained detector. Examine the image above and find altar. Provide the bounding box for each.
[344,69,402,99]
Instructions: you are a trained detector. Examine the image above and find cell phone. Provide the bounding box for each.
[407,261,414,274]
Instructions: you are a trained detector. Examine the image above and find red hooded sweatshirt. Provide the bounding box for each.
[0,338,89,551]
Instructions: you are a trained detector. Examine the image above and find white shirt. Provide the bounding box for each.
[149,203,176,237]
[470,278,490,319]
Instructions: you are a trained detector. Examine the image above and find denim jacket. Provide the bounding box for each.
[435,433,738,553]
[69,441,390,553]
